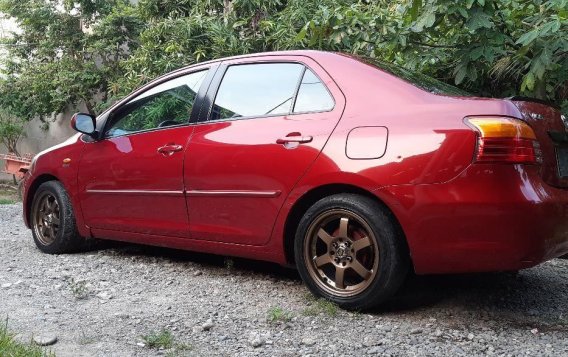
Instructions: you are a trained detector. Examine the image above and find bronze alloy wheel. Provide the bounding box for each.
[303,209,380,297]
[33,191,61,246]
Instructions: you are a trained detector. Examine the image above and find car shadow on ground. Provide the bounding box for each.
[90,240,567,324]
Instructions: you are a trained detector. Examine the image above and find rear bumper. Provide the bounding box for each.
[378,164,568,274]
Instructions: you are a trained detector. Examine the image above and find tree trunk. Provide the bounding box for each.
[84,100,97,117]
[223,0,233,18]
[534,79,547,100]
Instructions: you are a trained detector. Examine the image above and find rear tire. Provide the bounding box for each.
[30,181,91,254]
[294,194,409,310]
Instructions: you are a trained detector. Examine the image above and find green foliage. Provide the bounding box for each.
[288,0,567,111]
[0,320,55,357]
[267,306,293,323]
[0,0,566,120]
[302,295,339,316]
[142,329,174,349]
[0,0,143,120]
[0,109,25,155]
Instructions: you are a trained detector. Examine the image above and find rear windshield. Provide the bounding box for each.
[354,55,474,97]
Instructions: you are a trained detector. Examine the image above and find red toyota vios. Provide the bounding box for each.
[21,51,568,310]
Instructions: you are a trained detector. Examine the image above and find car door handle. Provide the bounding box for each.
[276,133,313,145]
[157,144,183,156]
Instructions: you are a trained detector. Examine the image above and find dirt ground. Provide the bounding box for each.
[1,202,567,356]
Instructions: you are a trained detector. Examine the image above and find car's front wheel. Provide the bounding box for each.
[294,194,409,310]
[31,181,91,254]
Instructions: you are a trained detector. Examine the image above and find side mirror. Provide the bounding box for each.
[71,113,97,137]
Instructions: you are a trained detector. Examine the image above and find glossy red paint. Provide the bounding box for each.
[184,55,345,246]
[22,50,568,275]
[78,125,193,238]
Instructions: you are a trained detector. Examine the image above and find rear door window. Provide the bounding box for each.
[293,68,334,113]
[210,63,304,120]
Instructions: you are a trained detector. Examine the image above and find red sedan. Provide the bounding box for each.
[21,51,568,310]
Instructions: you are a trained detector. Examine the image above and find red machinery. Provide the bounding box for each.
[1,152,32,179]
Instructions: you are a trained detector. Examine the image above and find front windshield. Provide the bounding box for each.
[353,55,474,97]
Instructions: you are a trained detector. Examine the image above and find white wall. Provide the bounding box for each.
[0,109,77,181]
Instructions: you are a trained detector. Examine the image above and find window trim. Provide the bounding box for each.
[292,67,336,115]
[201,60,336,125]
[82,65,218,142]
[102,68,212,139]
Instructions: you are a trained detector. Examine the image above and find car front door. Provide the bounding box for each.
[185,56,345,245]
[78,68,210,238]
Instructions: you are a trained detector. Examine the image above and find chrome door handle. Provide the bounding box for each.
[157,144,183,156]
[276,134,313,145]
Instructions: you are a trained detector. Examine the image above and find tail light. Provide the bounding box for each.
[465,116,542,164]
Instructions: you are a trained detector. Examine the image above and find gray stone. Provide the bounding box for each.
[33,334,58,346]
[202,319,214,331]
[250,337,265,348]
[302,338,316,346]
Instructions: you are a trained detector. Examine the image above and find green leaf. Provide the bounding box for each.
[516,29,539,46]
[409,0,422,21]
[412,10,436,32]
[470,46,484,60]
[466,9,493,31]
[522,72,535,91]
[454,64,468,85]
[295,26,308,42]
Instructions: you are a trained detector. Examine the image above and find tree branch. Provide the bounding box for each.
[410,41,457,49]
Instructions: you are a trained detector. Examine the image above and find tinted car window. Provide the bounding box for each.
[106,70,208,137]
[293,69,334,113]
[211,63,304,120]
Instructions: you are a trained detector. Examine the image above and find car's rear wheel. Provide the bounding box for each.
[294,194,408,310]
[31,181,91,254]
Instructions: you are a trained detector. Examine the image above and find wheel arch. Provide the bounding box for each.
[25,173,60,227]
[283,183,412,269]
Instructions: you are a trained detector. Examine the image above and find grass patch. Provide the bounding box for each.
[142,329,192,355]
[165,342,193,357]
[0,321,55,357]
[267,306,293,324]
[302,296,339,317]
[0,186,20,204]
[142,329,174,349]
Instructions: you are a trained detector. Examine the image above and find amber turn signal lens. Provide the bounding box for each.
[466,117,537,140]
[465,117,542,164]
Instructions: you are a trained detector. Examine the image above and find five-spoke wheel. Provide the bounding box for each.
[31,181,91,254]
[33,192,61,246]
[305,210,379,296]
[295,194,408,310]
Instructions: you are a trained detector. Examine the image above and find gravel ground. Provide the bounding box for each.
[1,203,568,356]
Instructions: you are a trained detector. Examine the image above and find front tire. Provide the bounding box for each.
[31,181,89,254]
[294,194,409,310]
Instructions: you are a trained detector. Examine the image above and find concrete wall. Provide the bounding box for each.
[0,109,77,181]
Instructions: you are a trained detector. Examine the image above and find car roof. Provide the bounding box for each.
[162,50,340,77]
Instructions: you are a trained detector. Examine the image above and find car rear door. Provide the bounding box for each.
[184,55,345,245]
[78,67,213,238]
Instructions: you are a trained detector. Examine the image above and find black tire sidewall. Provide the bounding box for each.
[31,181,81,254]
[294,194,408,310]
